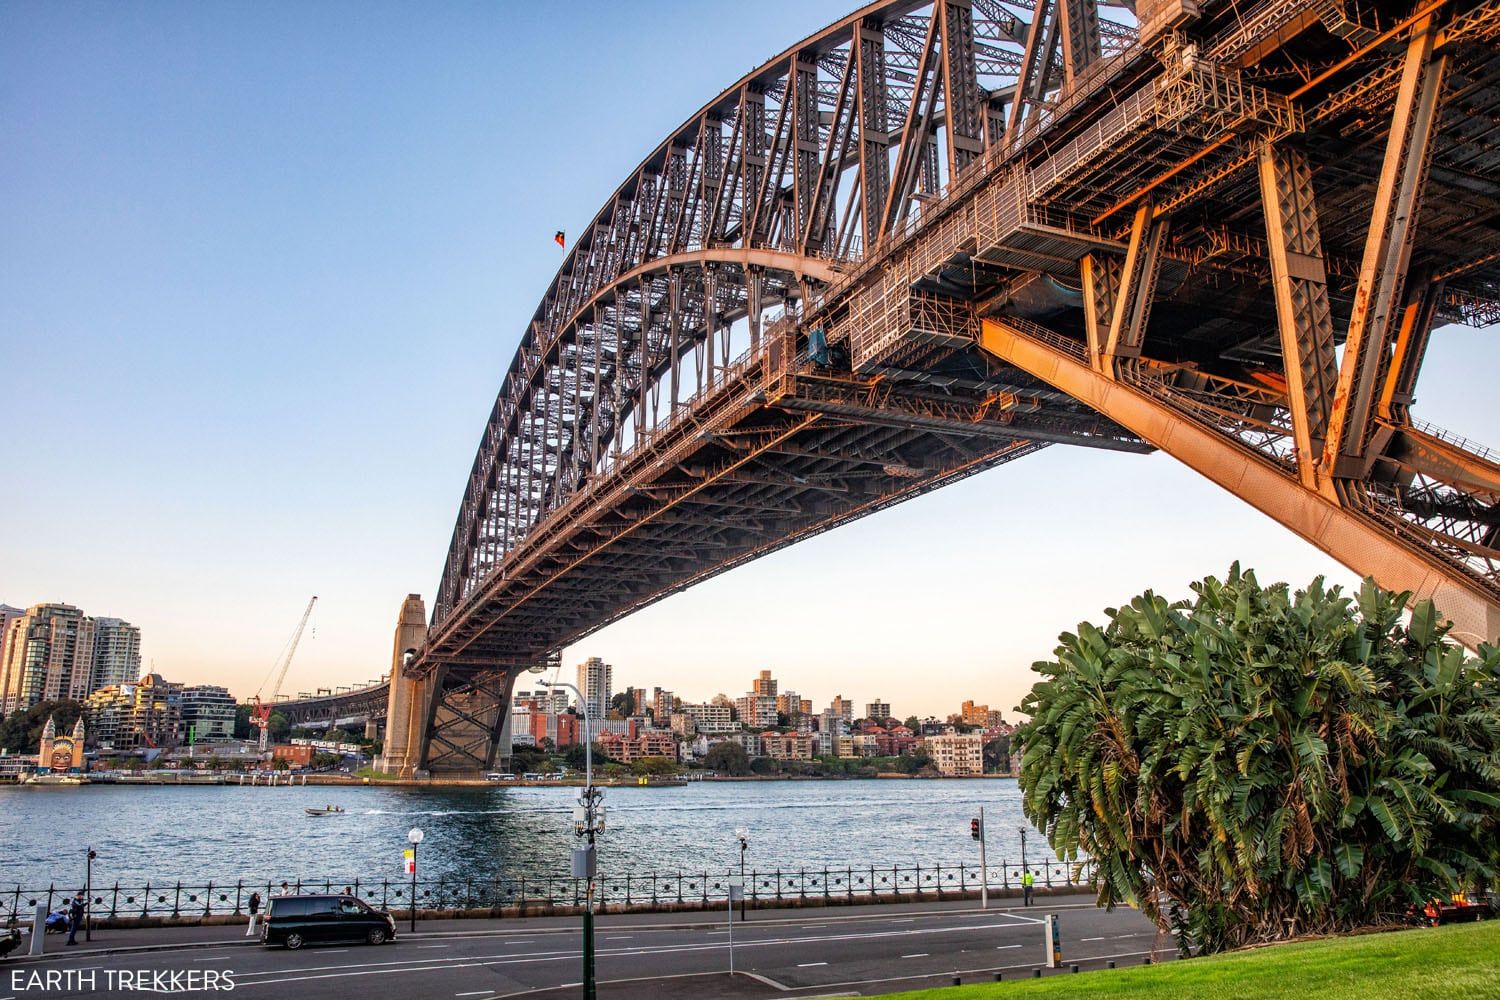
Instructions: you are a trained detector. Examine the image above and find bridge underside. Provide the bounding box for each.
[385,0,1500,776]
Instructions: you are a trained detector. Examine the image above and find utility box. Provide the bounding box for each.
[728,877,744,902]
[1044,913,1062,969]
[571,846,597,879]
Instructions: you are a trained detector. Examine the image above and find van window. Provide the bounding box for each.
[270,898,309,918]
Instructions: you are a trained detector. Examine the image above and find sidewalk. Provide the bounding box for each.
[9,892,1100,963]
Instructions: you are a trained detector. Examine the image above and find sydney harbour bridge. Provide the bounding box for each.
[343,0,1500,777]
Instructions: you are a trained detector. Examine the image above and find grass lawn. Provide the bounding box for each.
[884,919,1500,999]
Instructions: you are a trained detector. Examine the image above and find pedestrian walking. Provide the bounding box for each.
[65,892,86,946]
[1022,869,1035,907]
[248,892,261,917]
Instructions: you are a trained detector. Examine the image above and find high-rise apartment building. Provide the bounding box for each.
[652,688,675,720]
[751,670,777,698]
[179,684,236,743]
[0,605,23,699]
[92,618,142,692]
[829,695,854,724]
[576,657,613,721]
[736,693,778,728]
[866,700,892,722]
[83,673,182,752]
[0,604,97,715]
[679,702,735,733]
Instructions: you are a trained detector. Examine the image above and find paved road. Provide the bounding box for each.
[3,897,1175,998]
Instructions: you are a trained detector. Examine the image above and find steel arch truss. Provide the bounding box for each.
[432,0,1142,638]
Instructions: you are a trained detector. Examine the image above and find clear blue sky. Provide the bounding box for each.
[3,2,1496,719]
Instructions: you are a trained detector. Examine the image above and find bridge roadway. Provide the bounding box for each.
[11,895,1172,998]
[376,0,1500,776]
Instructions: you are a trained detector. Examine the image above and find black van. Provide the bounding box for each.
[260,894,396,949]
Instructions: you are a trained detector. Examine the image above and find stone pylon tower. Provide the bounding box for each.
[376,595,429,777]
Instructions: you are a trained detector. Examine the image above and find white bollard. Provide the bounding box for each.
[29,903,46,956]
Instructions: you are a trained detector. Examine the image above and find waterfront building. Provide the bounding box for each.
[924,733,985,776]
[679,701,735,733]
[669,712,696,736]
[813,730,833,757]
[91,618,142,692]
[0,605,23,699]
[179,684,236,742]
[760,732,813,760]
[852,734,880,757]
[819,708,849,738]
[728,732,763,757]
[272,744,314,768]
[736,693,778,728]
[576,656,613,720]
[960,700,990,727]
[0,604,96,715]
[829,695,854,724]
[82,672,182,752]
[597,729,678,763]
[865,700,891,722]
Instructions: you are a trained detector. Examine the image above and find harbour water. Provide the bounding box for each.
[0,779,1050,892]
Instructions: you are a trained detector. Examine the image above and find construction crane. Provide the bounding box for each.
[253,596,318,753]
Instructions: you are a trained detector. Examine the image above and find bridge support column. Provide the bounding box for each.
[375,594,429,777]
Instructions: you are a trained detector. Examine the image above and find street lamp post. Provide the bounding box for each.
[541,678,602,1000]
[1018,826,1028,887]
[734,828,749,922]
[407,827,424,934]
[85,848,96,942]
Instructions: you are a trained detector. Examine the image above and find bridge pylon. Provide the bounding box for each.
[376,594,431,777]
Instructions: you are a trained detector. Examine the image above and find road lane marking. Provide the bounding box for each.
[417,944,450,949]
[901,953,928,959]
[1082,936,1106,941]
[892,918,915,923]
[801,924,826,929]
[226,918,1117,987]
[997,911,1044,925]
[995,944,1022,950]
[603,935,634,940]
[797,961,828,967]
[456,991,492,996]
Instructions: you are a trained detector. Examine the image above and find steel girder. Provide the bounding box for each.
[428,0,1140,658]
[423,0,1500,695]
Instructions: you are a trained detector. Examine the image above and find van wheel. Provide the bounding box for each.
[284,932,304,950]
[367,928,388,945]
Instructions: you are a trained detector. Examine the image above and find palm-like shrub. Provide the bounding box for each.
[1016,565,1500,954]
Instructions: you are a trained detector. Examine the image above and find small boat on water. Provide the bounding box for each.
[305,805,345,816]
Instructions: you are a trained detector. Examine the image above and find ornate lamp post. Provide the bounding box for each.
[407,827,424,934]
[541,678,603,1000]
[734,828,749,922]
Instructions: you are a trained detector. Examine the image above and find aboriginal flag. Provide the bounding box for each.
[554,231,566,248]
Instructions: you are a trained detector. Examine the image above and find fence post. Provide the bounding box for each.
[172,882,182,918]
[110,882,121,919]
[936,865,943,900]
[800,869,806,901]
[823,866,830,901]
[846,867,853,902]
[776,869,783,902]
[625,875,631,908]
[137,883,147,918]
[203,881,214,917]
[870,866,876,902]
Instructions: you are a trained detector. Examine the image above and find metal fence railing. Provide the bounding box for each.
[3,859,1095,923]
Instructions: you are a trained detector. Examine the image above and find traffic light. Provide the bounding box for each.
[970,817,981,840]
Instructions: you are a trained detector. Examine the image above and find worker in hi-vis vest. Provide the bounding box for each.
[1022,869,1035,907]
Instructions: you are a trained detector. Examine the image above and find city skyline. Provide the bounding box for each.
[4,2,1497,722]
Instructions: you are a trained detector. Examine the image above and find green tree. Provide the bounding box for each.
[233,704,255,740]
[703,741,751,776]
[631,755,682,776]
[1016,566,1500,955]
[0,700,84,753]
[893,748,931,775]
[903,716,920,731]
[982,736,1011,773]
[268,712,290,741]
